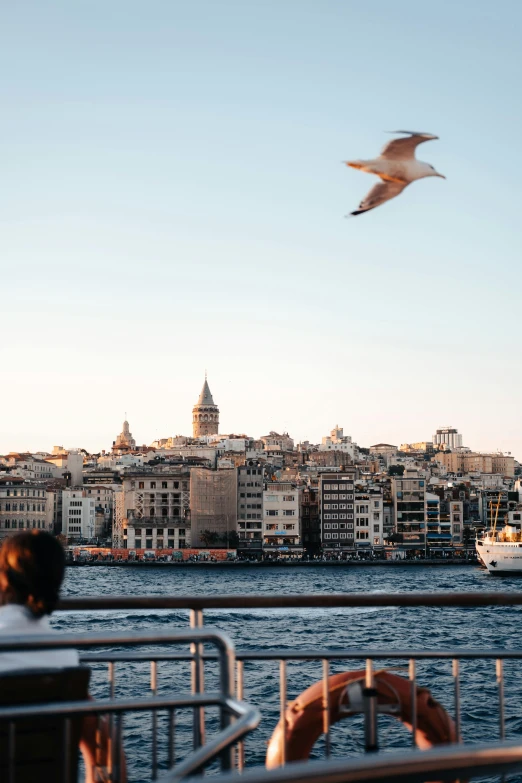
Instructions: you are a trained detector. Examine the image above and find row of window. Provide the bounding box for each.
[239,513,262,520]
[266,510,295,516]
[2,489,45,497]
[324,514,353,520]
[2,520,46,529]
[2,504,43,512]
[324,523,353,530]
[129,528,186,536]
[137,481,182,490]
[239,492,262,498]
[323,483,354,490]
[323,494,354,500]
[134,539,186,549]
[324,504,354,510]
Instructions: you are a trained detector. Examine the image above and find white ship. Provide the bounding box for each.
[476,503,522,574]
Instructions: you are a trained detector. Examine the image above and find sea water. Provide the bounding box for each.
[57,565,522,781]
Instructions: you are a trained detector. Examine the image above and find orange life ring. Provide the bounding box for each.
[266,670,456,768]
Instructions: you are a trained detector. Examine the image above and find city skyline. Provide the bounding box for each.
[0,374,516,459]
[3,2,522,456]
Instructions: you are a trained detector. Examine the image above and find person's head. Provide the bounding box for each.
[0,531,66,618]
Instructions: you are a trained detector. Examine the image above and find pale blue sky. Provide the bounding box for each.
[2,1,521,456]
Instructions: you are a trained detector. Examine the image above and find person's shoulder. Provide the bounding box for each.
[0,604,47,632]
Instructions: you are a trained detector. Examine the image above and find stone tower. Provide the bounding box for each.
[192,375,219,438]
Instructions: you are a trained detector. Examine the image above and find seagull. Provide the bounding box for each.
[344,131,445,217]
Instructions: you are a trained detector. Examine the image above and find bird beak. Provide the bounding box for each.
[436,173,446,179]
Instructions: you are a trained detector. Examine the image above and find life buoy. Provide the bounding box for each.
[266,670,456,768]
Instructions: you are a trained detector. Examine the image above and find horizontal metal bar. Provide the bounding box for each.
[57,592,522,610]
[187,740,522,783]
[80,648,522,663]
[0,627,234,652]
[162,700,261,782]
[0,692,248,721]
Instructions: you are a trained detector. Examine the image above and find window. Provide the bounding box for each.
[162,482,168,489]
[135,528,142,536]
[157,539,164,548]
[266,510,279,516]
[373,525,380,533]
[179,529,185,536]
[168,528,175,535]
[146,528,153,535]
[135,539,142,548]
[283,510,294,516]
[139,482,144,489]
[150,482,156,489]
[168,539,174,548]
[146,539,153,549]
[157,528,164,535]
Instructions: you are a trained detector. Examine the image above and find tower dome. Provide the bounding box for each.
[192,376,219,438]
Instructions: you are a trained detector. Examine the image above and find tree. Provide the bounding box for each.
[220,531,239,549]
[388,465,405,477]
[386,532,404,544]
[199,529,220,547]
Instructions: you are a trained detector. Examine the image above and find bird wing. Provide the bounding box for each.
[380,131,439,160]
[349,179,407,217]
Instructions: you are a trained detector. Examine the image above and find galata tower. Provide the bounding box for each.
[192,375,219,437]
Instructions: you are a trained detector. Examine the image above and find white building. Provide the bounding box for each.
[354,489,384,549]
[62,489,95,541]
[0,454,60,481]
[433,427,463,450]
[262,482,301,551]
[319,426,359,460]
[45,450,84,486]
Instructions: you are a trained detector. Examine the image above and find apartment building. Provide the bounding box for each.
[301,483,320,554]
[237,462,263,550]
[119,468,191,550]
[262,481,301,552]
[62,489,96,541]
[320,469,356,551]
[391,471,427,548]
[0,478,50,540]
[354,488,384,549]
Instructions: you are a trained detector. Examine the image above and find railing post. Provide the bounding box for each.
[364,658,378,752]
[190,609,205,750]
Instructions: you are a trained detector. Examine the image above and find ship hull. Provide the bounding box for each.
[476,541,522,574]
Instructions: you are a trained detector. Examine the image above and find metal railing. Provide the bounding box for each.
[185,740,522,783]
[56,591,522,778]
[0,629,260,782]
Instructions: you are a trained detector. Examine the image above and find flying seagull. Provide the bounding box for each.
[344,131,445,217]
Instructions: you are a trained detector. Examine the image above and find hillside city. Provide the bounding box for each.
[0,378,519,560]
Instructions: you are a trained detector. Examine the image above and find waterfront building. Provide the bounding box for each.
[319,469,356,552]
[433,426,463,450]
[190,466,237,547]
[83,485,114,539]
[0,477,51,539]
[112,419,136,453]
[354,488,384,550]
[117,467,191,550]
[262,481,301,553]
[301,483,320,555]
[62,488,96,541]
[391,470,427,549]
[478,489,519,529]
[192,376,219,438]
[237,462,263,551]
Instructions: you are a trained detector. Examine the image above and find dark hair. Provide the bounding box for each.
[0,531,66,618]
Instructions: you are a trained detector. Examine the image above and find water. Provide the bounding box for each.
[57,565,522,780]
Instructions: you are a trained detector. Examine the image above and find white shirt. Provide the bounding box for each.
[0,604,79,672]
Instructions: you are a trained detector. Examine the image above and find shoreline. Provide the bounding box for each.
[67,558,479,568]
